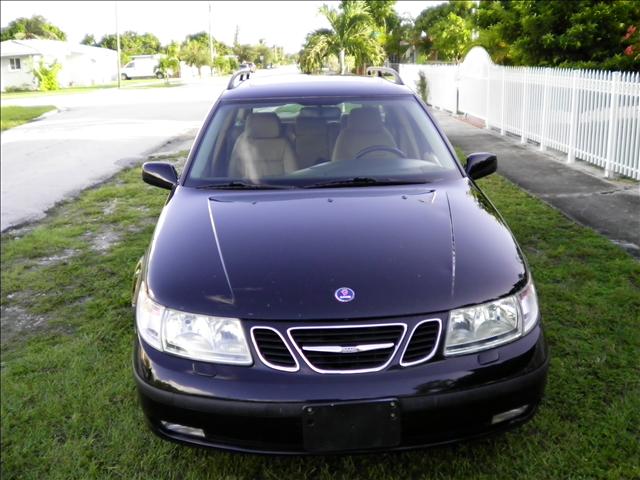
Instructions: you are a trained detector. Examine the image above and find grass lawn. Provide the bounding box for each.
[0,105,56,131]
[1,150,638,479]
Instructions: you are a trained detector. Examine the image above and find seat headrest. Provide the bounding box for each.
[246,112,281,138]
[299,107,321,118]
[296,116,327,135]
[347,107,384,132]
[321,107,341,121]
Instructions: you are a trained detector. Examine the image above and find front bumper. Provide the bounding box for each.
[133,321,548,454]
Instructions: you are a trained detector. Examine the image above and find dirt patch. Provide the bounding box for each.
[89,230,121,253]
[0,304,48,346]
[102,199,118,216]
[4,224,36,240]
[37,248,78,266]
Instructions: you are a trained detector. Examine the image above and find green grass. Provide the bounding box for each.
[1,150,639,479]
[0,105,56,131]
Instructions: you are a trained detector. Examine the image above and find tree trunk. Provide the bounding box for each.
[339,49,345,75]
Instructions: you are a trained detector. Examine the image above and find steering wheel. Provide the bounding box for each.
[354,145,406,159]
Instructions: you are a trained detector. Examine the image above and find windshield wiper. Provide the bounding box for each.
[302,177,429,189]
[195,181,294,190]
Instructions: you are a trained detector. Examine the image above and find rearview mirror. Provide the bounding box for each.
[142,162,178,190]
[465,153,497,180]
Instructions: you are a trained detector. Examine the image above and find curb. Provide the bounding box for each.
[35,107,65,121]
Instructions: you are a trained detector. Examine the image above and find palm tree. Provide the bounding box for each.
[300,1,384,75]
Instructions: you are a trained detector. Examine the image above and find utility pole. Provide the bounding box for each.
[115,1,121,88]
[208,2,214,63]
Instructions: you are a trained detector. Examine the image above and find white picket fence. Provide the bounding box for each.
[400,54,640,180]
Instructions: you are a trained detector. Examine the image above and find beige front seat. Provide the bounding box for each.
[229,112,298,179]
[331,107,397,161]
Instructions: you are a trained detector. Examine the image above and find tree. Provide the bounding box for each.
[180,40,210,76]
[97,31,161,65]
[379,13,414,62]
[341,0,396,30]
[1,15,66,41]
[300,1,384,75]
[233,43,257,63]
[299,30,332,74]
[430,12,472,62]
[80,34,96,46]
[341,1,415,63]
[475,0,640,70]
[183,31,230,60]
[413,1,474,61]
[255,40,274,67]
[158,41,181,82]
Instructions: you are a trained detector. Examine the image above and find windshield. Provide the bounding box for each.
[185,96,461,188]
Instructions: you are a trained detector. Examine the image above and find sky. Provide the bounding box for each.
[0,1,443,53]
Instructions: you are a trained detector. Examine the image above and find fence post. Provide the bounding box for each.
[567,70,580,163]
[520,69,528,144]
[604,72,621,178]
[500,68,506,135]
[539,68,551,151]
[485,65,491,129]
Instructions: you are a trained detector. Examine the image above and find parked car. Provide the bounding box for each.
[121,56,163,80]
[133,67,548,454]
[239,62,257,73]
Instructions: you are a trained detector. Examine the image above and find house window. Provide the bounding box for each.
[9,58,22,71]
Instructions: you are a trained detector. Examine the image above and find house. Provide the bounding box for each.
[0,39,118,91]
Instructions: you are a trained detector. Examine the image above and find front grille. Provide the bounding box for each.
[252,327,298,371]
[400,319,441,366]
[289,324,406,373]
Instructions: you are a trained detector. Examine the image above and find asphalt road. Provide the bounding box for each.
[0,66,296,231]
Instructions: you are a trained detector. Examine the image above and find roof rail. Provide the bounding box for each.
[366,66,403,85]
[227,68,252,90]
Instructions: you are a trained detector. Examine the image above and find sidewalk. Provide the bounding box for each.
[432,109,640,259]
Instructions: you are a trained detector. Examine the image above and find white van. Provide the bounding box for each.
[121,55,163,80]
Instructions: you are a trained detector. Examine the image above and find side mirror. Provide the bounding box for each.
[465,153,497,180]
[142,162,178,190]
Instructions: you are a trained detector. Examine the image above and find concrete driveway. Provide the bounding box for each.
[0,66,297,231]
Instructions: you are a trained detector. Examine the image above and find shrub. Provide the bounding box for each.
[213,56,230,74]
[33,60,61,91]
[212,56,241,74]
[416,70,429,104]
[5,84,35,93]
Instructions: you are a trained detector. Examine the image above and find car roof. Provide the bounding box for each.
[221,74,414,101]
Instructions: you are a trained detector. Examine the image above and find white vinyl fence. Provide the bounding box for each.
[400,51,640,180]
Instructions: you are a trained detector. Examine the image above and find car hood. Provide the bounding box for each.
[146,179,526,320]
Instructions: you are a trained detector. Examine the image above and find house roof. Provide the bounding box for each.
[0,39,116,59]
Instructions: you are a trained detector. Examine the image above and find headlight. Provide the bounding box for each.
[135,285,252,365]
[444,280,539,356]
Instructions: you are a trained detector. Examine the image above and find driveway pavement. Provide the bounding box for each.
[433,110,640,258]
[0,66,297,231]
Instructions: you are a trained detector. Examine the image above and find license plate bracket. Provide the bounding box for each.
[302,399,401,452]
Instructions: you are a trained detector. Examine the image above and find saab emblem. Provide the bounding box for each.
[334,287,355,303]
